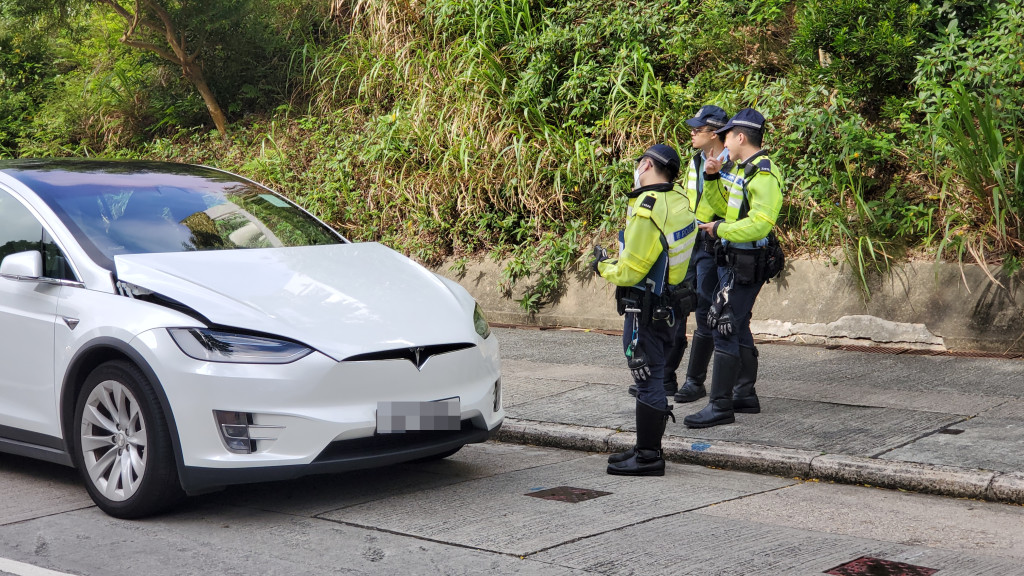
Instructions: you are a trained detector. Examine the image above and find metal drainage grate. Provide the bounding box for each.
[838,345,907,354]
[899,349,941,356]
[826,556,938,575]
[525,486,611,503]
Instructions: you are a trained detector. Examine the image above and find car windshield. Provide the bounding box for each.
[5,161,344,269]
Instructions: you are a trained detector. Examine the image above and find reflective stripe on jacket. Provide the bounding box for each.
[677,151,724,224]
[598,182,697,287]
[702,153,784,244]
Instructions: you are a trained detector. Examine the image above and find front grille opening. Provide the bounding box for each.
[313,419,478,463]
[343,343,474,365]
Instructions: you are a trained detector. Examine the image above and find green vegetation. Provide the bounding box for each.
[1,0,1021,307]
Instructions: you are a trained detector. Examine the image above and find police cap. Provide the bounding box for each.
[715,108,766,134]
[636,143,681,181]
[685,105,729,128]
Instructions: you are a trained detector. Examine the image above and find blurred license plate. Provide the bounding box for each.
[377,399,460,433]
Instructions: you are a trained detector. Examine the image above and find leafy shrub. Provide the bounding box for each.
[792,0,930,108]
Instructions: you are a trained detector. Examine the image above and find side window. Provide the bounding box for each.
[43,230,76,281]
[0,190,76,281]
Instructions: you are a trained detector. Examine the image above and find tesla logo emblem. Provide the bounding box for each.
[412,347,427,370]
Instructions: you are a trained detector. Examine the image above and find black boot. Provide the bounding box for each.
[607,400,673,475]
[609,397,673,463]
[673,332,714,403]
[683,351,737,428]
[734,345,761,414]
[627,380,677,398]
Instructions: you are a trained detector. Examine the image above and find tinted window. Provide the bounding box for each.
[0,189,76,281]
[4,162,344,270]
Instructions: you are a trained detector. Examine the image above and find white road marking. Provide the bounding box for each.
[0,558,76,576]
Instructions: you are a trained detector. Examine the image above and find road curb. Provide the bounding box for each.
[494,418,1024,505]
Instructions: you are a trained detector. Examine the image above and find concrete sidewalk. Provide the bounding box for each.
[490,326,1024,505]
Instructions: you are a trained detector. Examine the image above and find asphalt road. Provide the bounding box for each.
[2,440,1024,576]
[2,327,1023,575]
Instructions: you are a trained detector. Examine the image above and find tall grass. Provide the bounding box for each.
[13,0,1021,309]
[934,84,1024,283]
[280,0,688,310]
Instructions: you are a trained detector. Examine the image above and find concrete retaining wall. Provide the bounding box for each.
[439,257,1024,354]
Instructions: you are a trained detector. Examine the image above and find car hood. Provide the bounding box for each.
[114,243,476,360]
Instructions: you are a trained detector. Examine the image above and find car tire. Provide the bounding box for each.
[72,360,184,518]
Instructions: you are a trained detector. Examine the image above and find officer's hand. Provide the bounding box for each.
[698,221,717,238]
[716,305,734,336]
[705,156,723,175]
[588,245,609,275]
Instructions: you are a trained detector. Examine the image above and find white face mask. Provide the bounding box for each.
[633,159,648,189]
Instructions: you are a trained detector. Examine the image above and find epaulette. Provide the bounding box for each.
[634,193,656,219]
[757,157,772,172]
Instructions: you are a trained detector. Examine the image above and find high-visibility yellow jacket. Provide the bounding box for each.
[676,150,727,223]
[598,182,697,287]
[703,152,784,244]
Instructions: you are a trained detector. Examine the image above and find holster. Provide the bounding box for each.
[666,282,696,317]
[713,238,729,267]
[724,233,785,285]
[699,228,718,255]
[728,249,761,285]
[763,233,785,281]
[616,286,654,326]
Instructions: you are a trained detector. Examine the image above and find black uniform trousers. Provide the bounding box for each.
[663,250,697,385]
[621,311,674,410]
[711,257,765,356]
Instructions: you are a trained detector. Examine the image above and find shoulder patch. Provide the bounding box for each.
[757,158,772,172]
[639,194,657,211]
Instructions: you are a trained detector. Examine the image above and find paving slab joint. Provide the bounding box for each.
[987,471,1024,505]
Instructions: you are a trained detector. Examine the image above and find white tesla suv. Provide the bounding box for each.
[0,159,502,518]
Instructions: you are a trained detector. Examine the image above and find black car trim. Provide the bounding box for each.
[343,343,475,369]
[178,421,501,494]
[0,427,73,467]
[60,338,187,484]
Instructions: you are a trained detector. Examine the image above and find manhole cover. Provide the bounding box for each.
[826,556,938,575]
[525,486,611,503]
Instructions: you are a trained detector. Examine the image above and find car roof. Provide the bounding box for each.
[0,159,232,184]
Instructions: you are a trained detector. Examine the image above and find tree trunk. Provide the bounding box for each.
[99,0,230,139]
[184,63,228,139]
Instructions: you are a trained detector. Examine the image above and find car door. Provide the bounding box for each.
[0,188,65,441]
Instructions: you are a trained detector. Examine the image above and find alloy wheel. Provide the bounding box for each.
[79,379,148,502]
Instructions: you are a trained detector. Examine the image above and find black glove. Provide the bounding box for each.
[628,352,650,382]
[715,305,734,336]
[707,283,733,335]
[588,245,609,275]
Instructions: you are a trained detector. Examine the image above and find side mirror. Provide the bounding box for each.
[0,250,44,280]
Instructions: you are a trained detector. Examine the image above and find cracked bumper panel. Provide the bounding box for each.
[130,329,503,473]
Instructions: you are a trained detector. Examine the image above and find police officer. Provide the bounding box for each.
[626,106,728,400]
[683,108,784,429]
[668,105,730,403]
[590,143,697,475]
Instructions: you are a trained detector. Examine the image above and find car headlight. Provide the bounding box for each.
[168,328,312,364]
[473,303,491,339]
